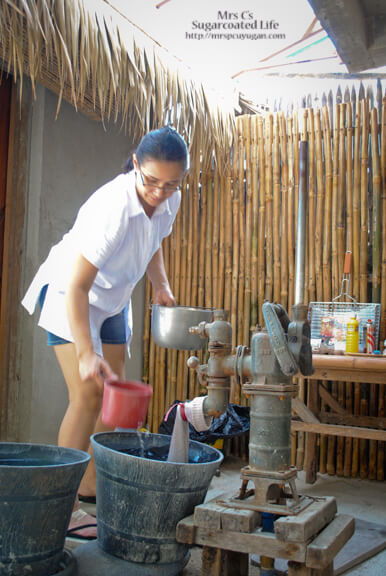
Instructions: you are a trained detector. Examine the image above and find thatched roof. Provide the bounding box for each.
[0,0,235,161]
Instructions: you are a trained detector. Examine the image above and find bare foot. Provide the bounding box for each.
[67,508,97,540]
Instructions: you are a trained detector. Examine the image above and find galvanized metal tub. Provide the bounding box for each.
[0,442,90,576]
[91,432,223,570]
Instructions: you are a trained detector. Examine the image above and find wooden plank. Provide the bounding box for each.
[202,546,223,576]
[194,496,260,533]
[274,497,337,543]
[201,546,249,576]
[225,550,249,576]
[287,561,312,575]
[220,507,260,534]
[177,522,307,562]
[0,79,30,440]
[319,412,385,429]
[194,500,223,531]
[318,383,347,415]
[291,420,386,441]
[176,514,196,545]
[310,356,386,384]
[334,518,386,575]
[292,397,320,423]
[306,515,355,569]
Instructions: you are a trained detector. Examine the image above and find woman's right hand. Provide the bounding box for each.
[78,350,117,388]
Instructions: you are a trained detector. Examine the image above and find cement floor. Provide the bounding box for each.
[76,456,386,575]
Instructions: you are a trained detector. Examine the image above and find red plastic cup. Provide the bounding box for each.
[102,379,153,429]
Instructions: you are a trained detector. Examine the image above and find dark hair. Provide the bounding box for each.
[123,126,189,173]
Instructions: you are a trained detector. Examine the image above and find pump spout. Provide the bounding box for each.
[185,309,233,431]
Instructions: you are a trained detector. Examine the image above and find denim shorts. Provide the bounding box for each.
[38,285,129,346]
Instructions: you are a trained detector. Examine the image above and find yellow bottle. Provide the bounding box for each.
[345,316,359,353]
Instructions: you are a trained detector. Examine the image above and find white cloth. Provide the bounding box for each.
[22,171,180,355]
[167,405,189,463]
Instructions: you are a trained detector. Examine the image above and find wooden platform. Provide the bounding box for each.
[177,494,355,576]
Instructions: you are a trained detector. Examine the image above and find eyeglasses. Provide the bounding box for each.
[137,167,181,194]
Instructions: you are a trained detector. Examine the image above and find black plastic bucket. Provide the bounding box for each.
[92,432,223,570]
[0,442,90,576]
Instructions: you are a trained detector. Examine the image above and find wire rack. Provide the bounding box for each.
[308,301,381,348]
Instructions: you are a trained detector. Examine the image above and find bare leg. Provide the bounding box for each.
[78,343,126,497]
[54,343,103,453]
[54,343,103,538]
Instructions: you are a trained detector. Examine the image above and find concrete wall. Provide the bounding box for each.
[20,84,145,443]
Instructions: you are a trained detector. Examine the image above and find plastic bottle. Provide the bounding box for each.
[345,316,359,353]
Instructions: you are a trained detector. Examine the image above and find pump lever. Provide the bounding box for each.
[262,302,298,377]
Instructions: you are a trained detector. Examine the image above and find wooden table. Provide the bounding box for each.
[291,354,386,483]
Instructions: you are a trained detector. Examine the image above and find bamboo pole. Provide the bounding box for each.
[345,101,354,478]
[198,173,208,308]
[314,109,324,302]
[238,117,246,352]
[322,105,332,301]
[212,166,220,308]
[224,166,233,314]
[360,98,369,303]
[377,384,384,481]
[250,115,259,327]
[185,173,194,308]
[337,103,346,284]
[343,381,353,477]
[279,112,289,308]
[346,101,354,258]
[351,378,361,477]
[352,98,361,301]
[273,114,281,303]
[371,107,382,303]
[257,117,266,325]
[217,171,225,310]
[381,96,386,344]
[231,132,240,339]
[191,138,201,308]
[287,116,295,311]
[243,115,253,344]
[325,102,340,476]
[142,276,152,386]
[360,398,369,479]
[331,101,340,298]
[307,108,316,302]
[265,113,274,302]
[336,103,346,477]
[205,173,214,309]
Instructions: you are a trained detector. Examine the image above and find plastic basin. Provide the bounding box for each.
[102,380,152,428]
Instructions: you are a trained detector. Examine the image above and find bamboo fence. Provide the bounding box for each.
[142,82,386,480]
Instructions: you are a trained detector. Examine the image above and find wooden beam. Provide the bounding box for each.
[319,412,385,430]
[307,0,375,72]
[318,383,347,415]
[275,497,337,543]
[291,420,386,441]
[292,397,320,423]
[177,516,307,562]
[306,515,355,569]
[0,79,30,440]
[310,355,386,384]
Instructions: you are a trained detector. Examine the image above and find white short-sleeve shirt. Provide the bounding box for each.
[22,171,181,355]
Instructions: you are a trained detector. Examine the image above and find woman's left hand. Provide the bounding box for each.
[153,286,176,307]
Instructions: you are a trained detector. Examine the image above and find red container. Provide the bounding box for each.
[102,380,153,429]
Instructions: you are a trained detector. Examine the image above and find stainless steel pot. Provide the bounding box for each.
[151,305,213,350]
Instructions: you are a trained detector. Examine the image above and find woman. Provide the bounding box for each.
[22,126,189,538]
